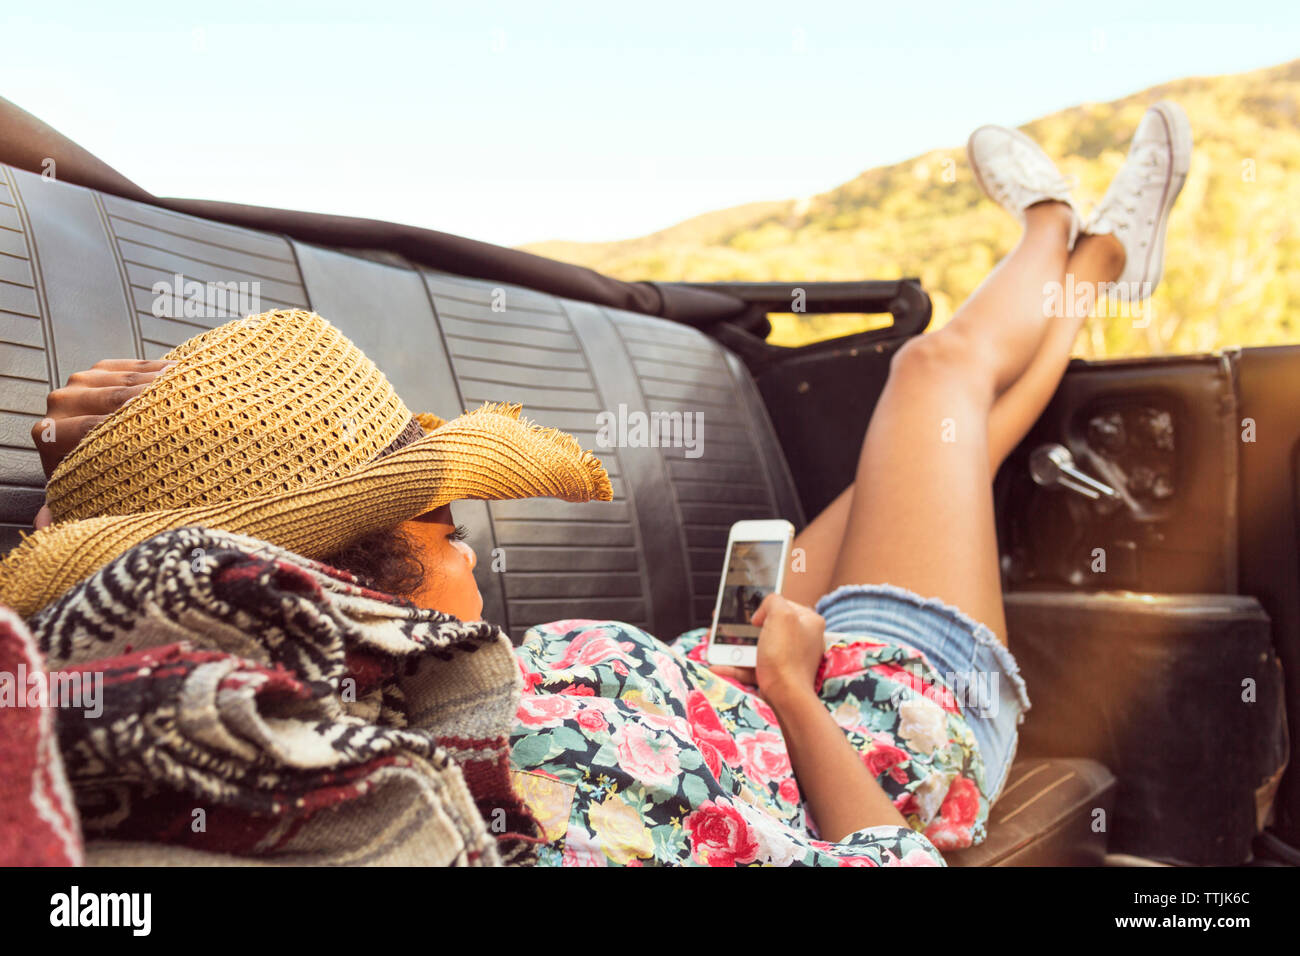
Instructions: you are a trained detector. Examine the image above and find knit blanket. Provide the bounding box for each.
[0,605,83,865]
[18,526,540,866]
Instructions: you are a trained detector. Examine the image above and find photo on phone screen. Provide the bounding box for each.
[712,540,785,646]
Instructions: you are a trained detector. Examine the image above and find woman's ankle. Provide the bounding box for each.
[1068,232,1127,286]
[1024,200,1075,242]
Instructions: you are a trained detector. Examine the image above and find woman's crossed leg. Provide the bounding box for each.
[783,204,1125,643]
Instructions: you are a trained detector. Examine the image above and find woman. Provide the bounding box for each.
[6,103,1190,866]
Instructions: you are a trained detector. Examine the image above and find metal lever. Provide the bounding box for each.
[1029,443,1122,506]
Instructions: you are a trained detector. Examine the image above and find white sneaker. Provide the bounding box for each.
[967,125,1082,247]
[1083,101,1192,300]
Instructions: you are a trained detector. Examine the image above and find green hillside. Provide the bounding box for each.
[521,58,1300,355]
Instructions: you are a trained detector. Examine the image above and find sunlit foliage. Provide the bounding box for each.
[522,60,1300,356]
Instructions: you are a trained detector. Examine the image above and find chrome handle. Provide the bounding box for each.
[1029,443,1121,504]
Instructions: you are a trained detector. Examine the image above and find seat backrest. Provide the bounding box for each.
[0,165,804,642]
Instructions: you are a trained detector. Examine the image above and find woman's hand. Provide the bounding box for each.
[30,358,176,528]
[708,593,826,706]
[753,593,826,706]
[715,591,906,839]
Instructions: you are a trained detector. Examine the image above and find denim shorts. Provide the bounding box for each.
[814,582,1032,804]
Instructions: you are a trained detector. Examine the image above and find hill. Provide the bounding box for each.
[520,59,1300,355]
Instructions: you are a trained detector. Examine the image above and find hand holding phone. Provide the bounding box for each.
[749,593,827,703]
[710,592,827,702]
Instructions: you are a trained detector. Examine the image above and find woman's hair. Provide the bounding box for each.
[320,524,428,598]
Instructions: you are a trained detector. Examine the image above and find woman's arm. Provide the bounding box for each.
[751,594,908,841]
[765,678,908,840]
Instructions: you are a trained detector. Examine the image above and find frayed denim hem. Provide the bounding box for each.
[815,582,1032,716]
[815,581,1031,802]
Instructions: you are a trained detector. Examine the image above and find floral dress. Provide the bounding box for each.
[509,619,991,867]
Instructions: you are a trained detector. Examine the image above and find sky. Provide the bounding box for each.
[3,1,1297,247]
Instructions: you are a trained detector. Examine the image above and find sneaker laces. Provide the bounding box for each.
[1100,142,1166,224]
[989,139,1072,199]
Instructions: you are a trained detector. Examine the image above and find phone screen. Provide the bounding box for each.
[712,539,785,646]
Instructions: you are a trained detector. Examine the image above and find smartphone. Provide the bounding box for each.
[706,518,796,669]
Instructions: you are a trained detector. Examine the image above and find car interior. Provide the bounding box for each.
[0,99,1295,867]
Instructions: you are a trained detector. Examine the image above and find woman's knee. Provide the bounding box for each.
[889,330,971,381]
[889,330,997,396]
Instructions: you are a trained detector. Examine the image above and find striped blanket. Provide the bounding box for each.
[9,526,539,866]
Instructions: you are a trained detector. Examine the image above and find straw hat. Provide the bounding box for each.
[0,309,612,616]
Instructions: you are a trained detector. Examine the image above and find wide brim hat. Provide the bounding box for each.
[0,309,612,616]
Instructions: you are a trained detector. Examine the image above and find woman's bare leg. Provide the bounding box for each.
[785,230,1123,610]
[985,232,1125,466]
[786,229,1124,612]
[786,230,1125,608]
[785,209,1125,640]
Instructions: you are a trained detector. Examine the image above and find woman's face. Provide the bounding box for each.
[398,503,483,621]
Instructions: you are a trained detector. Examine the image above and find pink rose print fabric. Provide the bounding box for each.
[510,620,992,867]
